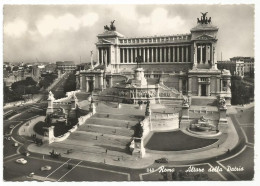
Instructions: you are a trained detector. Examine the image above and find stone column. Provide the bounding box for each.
[212,43,217,69]
[186,46,189,62]
[147,48,150,62]
[104,50,107,68]
[126,48,129,63]
[99,74,103,90]
[155,48,158,62]
[92,77,95,90]
[151,48,154,62]
[80,75,83,91]
[160,47,162,62]
[227,78,231,92]
[168,47,171,62]
[135,48,138,62]
[193,43,197,68]
[177,47,179,62]
[206,44,209,64]
[173,47,175,62]
[122,48,125,63]
[181,46,184,62]
[164,47,167,62]
[85,77,89,92]
[188,77,192,95]
[198,83,201,96]
[143,48,146,62]
[179,78,182,93]
[131,48,133,63]
[101,49,104,64]
[97,48,100,65]
[200,45,203,64]
[207,84,211,96]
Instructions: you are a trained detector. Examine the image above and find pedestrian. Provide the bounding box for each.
[217,144,219,148]
[96,136,98,140]
[106,149,108,154]
[104,159,106,164]
[118,157,120,161]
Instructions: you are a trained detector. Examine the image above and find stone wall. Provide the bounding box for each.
[151,113,179,131]
[48,112,94,144]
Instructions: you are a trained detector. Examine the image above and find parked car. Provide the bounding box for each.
[16,158,27,164]
[155,158,169,163]
[4,136,11,141]
[9,125,14,129]
[13,142,19,147]
[41,165,52,171]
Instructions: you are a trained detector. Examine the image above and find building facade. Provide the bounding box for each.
[230,57,254,76]
[56,61,77,73]
[217,60,244,78]
[77,13,231,104]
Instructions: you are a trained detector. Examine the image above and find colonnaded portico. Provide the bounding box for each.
[76,12,231,105]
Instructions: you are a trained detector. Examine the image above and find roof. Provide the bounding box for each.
[56,61,75,66]
[190,23,218,32]
[230,57,254,62]
[97,30,124,38]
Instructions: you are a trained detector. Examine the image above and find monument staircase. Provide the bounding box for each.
[157,83,183,106]
[191,96,218,106]
[50,102,144,160]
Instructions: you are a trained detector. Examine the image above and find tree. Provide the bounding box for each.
[12,66,19,71]
[63,74,76,93]
[134,122,143,138]
[6,66,11,72]
[4,82,23,103]
[231,76,253,105]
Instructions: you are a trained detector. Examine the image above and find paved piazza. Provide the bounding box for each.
[3,92,255,181]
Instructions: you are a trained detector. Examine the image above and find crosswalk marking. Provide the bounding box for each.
[45,159,71,179]
[58,161,82,181]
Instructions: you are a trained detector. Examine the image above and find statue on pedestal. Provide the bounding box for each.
[104,20,116,31]
[182,96,189,107]
[219,97,227,109]
[48,91,55,100]
[197,12,211,24]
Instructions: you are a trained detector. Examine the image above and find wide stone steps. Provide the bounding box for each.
[93,113,143,121]
[85,117,137,128]
[79,124,134,137]
[191,97,218,106]
[70,130,132,146]
[51,138,130,155]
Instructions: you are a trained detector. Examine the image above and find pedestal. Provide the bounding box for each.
[131,138,145,158]
[218,107,228,132]
[180,104,190,129]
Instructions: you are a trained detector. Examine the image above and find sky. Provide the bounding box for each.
[3,4,255,64]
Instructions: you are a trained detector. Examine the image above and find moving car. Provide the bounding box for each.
[23,151,30,156]
[155,158,169,163]
[41,165,52,171]
[16,158,27,164]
